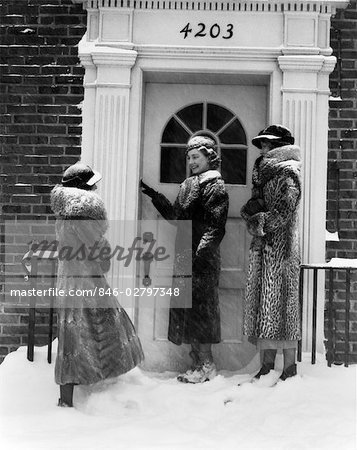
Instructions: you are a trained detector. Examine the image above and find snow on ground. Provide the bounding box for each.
[0,342,356,450]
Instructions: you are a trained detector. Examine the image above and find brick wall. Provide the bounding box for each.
[327,0,357,363]
[0,0,356,365]
[0,0,87,362]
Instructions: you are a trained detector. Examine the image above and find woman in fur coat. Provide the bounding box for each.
[241,125,302,381]
[51,163,144,407]
[141,135,229,383]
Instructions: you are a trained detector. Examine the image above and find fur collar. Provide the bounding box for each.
[198,169,222,185]
[51,185,108,222]
[176,170,223,213]
[253,145,301,187]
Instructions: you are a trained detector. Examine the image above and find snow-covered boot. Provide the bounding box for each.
[57,398,73,407]
[199,360,217,381]
[177,361,217,384]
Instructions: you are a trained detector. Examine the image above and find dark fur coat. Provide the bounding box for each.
[151,170,229,345]
[51,185,143,385]
[241,145,302,341]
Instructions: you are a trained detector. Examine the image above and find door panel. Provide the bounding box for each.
[138,82,266,371]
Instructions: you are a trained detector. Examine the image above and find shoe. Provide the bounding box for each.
[254,363,275,379]
[177,361,217,384]
[57,398,73,407]
[280,364,297,381]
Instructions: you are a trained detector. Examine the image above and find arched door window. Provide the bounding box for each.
[160,102,247,184]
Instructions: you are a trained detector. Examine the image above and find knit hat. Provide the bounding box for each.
[61,163,102,188]
[186,135,216,153]
[252,125,295,149]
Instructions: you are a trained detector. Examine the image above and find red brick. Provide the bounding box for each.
[329,120,354,128]
[19,136,48,144]
[50,136,81,145]
[2,205,31,214]
[2,325,28,335]
[0,314,20,324]
[23,75,54,85]
[14,115,44,124]
[0,336,21,345]
[36,125,66,134]
[39,5,70,14]
[0,74,22,83]
[22,156,49,165]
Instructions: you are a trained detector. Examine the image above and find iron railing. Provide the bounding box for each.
[21,248,355,367]
[298,263,355,367]
[21,241,58,363]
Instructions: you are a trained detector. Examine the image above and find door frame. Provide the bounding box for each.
[137,79,268,371]
[132,66,276,329]
[78,39,333,358]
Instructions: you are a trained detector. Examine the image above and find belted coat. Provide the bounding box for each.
[151,170,229,345]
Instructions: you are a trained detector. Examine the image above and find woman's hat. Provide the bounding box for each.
[252,125,295,149]
[61,163,102,187]
[186,135,216,152]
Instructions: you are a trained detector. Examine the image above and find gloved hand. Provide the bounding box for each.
[243,198,265,216]
[140,179,158,199]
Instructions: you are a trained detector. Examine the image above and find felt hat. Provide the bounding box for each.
[252,125,295,149]
[61,163,102,187]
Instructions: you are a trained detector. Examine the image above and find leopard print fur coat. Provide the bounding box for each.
[241,145,302,341]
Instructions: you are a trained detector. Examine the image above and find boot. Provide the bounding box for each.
[280,348,297,381]
[254,349,276,379]
[280,364,297,381]
[254,362,275,379]
[177,361,217,384]
[57,398,73,407]
[58,384,74,407]
[177,343,216,383]
[189,341,201,370]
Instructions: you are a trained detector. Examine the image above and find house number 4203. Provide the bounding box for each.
[180,23,234,39]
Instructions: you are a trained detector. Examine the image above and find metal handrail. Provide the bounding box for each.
[22,250,355,367]
[21,241,58,363]
[298,262,355,367]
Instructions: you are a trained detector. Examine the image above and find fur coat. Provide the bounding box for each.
[241,145,302,341]
[51,185,144,385]
[151,170,229,345]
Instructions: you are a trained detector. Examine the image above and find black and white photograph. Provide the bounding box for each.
[0,0,356,449]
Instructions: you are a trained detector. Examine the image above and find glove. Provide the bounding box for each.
[140,179,158,199]
[244,198,265,216]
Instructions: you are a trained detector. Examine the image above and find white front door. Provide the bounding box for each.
[138,81,267,372]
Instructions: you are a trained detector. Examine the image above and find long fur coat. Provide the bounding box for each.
[51,185,144,385]
[241,145,302,341]
[151,170,229,345]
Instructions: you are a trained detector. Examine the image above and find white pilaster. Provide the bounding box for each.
[77,40,97,165]
[279,55,336,352]
[78,42,138,310]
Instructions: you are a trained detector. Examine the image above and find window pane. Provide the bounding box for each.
[162,117,190,144]
[207,103,234,133]
[219,119,247,144]
[176,103,203,132]
[221,148,247,184]
[160,146,187,183]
